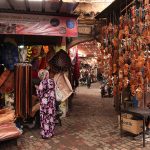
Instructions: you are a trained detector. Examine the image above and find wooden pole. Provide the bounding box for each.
[121,0,134,13]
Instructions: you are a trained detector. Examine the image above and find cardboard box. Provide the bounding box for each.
[118,114,143,135]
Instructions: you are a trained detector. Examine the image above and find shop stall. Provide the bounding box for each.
[96,0,150,145]
[97,0,150,108]
[0,12,77,142]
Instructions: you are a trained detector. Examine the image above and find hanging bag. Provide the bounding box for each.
[55,74,63,102]
[54,73,73,102]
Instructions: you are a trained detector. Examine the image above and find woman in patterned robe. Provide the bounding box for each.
[36,69,56,139]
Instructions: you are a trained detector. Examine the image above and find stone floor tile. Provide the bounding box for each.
[1,83,150,150]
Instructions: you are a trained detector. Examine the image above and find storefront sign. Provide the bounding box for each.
[0,13,78,37]
[67,36,94,49]
[78,26,92,35]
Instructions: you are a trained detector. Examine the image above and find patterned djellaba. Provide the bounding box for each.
[14,63,32,119]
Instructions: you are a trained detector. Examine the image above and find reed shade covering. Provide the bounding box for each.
[14,63,32,119]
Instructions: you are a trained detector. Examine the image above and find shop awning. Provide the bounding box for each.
[0,0,78,16]
[0,0,78,17]
[0,0,115,18]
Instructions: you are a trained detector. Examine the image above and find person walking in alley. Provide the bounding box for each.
[35,69,56,139]
[87,72,92,88]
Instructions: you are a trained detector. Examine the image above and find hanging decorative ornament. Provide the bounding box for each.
[113,64,117,74]
[136,53,145,69]
[119,80,123,91]
[113,86,117,96]
[108,78,113,86]
[131,84,136,96]
[19,46,28,62]
[26,46,32,62]
[119,16,124,24]
[123,77,129,88]
[119,56,124,67]
[131,6,136,17]
[114,75,117,85]
[119,69,123,79]
[137,71,144,84]
[119,30,124,40]
[123,64,129,76]
[112,37,118,48]
[31,46,42,58]
[124,25,129,36]
[43,46,49,54]
[136,87,143,101]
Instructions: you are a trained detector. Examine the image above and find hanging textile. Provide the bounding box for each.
[14,63,32,119]
[69,47,80,89]
[0,42,19,70]
[0,71,14,94]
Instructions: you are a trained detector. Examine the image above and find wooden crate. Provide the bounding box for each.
[118,114,143,135]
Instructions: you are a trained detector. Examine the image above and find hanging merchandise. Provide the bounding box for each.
[69,46,80,88]
[54,73,73,102]
[0,40,19,71]
[0,69,10,88]
[46,45,56,62]
[0,71,14,94]
[43,46,49,54]
[31,57,42,79]
[18,46,28,62]
[49,49,71,73]
[26,46,32,62]
[31,46,42,78]
[55,74,64,102]
[14,63,32,119]
[96,0,150,109]
[31,46,42,58]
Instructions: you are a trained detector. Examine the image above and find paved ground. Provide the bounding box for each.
[1,82,150,150]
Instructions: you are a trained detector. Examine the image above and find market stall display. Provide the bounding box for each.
[96,1,150,145]
[0,34,73,143]
[97,0,150,109]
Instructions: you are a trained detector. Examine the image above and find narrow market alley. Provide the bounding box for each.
[1,82,150,150]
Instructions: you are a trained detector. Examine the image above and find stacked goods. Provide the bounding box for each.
[0,108,22,141]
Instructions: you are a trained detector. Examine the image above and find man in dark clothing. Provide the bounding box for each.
[87,73,91,88]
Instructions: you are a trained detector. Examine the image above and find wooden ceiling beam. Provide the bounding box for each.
[72,2,79,12]
[24,0,30,12]
[42,0,45,13]
[6,0,15,10]
[56,0,63,13]
[0,9,78,18]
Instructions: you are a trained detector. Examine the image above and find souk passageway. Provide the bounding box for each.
[1,82,150,150]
